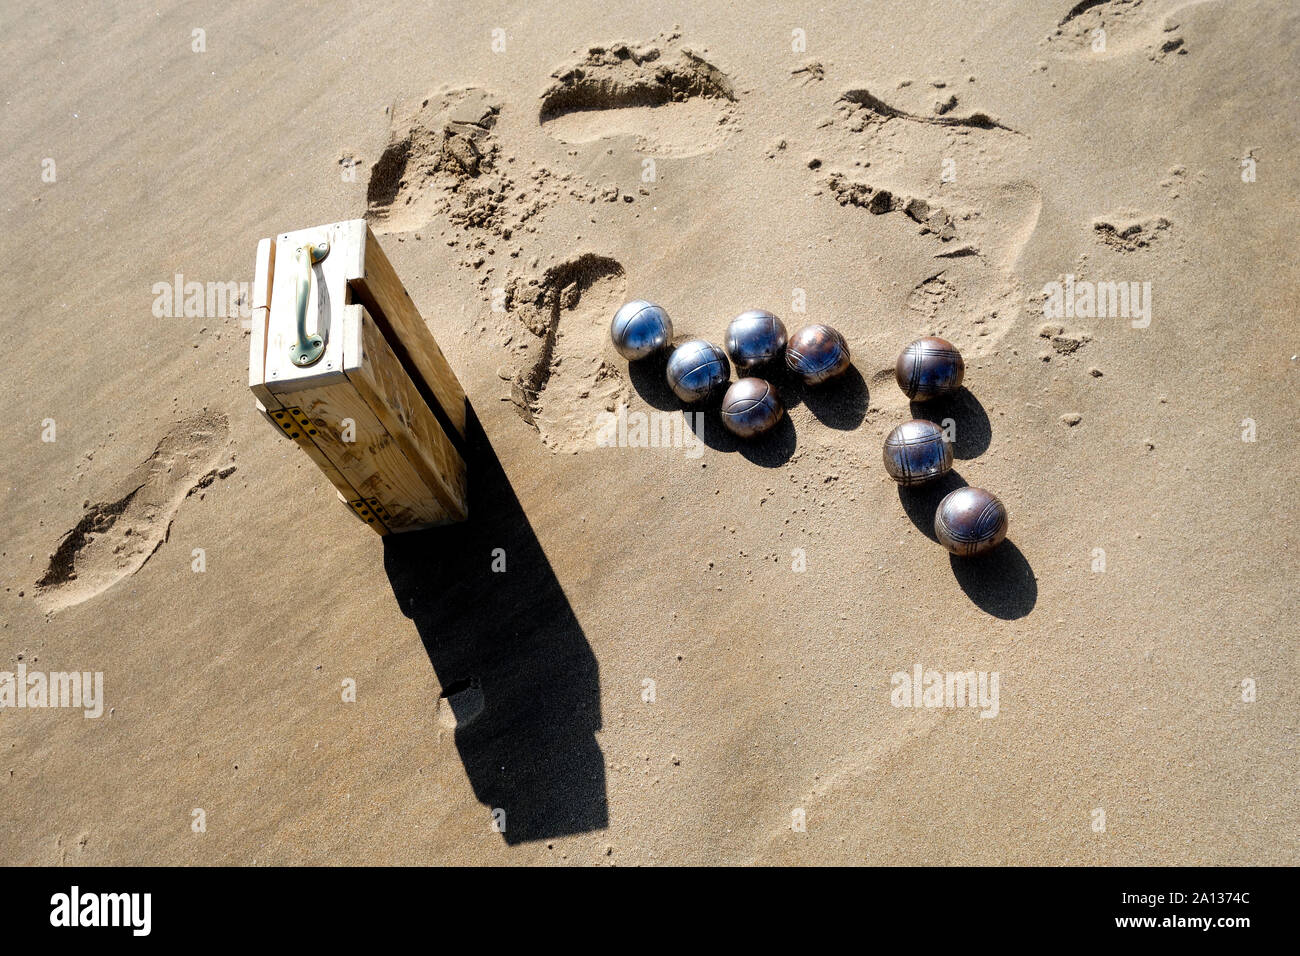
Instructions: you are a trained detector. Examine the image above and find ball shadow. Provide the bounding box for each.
[738,411,797,467]
[910,387,991,459]
[796,364,869,430]
[686,405,738,453]
[896,470,968,542]
[685,405,797,467]
[626,356,678,411]
[949,540,1037,620]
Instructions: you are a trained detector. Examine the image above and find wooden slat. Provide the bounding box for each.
[267,365,456,530]
[345,306,468,521]
[248,237,277,408]
[253,395,280,427]
[257,400,390,535]
[252,235,275,311]
[346,222,468,440]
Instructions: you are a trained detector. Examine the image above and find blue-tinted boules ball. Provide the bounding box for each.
[934,486,1009,557]
[786,324,851,385]
[610,300,673,360]
[883,419,953,486]
[666,340,730,403]
[725,309,788,373]
[720,377,783,438]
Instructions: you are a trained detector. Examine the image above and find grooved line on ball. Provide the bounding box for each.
[890,433,945,447]
[681,359,723,379]
[976,499,1004,538]
[615,305,653,335]
[907,350,924,394]
[722,399,765,416]
[790,347,840,375]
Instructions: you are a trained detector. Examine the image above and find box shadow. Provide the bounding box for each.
[382,408,607,845]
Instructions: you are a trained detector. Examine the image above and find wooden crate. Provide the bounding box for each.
[248,220,468,534]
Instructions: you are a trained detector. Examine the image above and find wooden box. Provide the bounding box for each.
[248,220,468,534]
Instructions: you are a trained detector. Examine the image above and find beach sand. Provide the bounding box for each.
[1,0,1296,864]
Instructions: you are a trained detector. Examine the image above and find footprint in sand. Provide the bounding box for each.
[366,86,571,240]
[906,271,959,323]
[1046,0,1207,61]
[497,254,630,452]
[817,85,1042,354]
[1092,211,1173,251]
[538,34,738,158]
[35,414,230,611]
[823,86,1026,249]
[367,87,504,235]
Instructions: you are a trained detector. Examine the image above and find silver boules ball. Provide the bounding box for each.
[934,486,1009,557]
[610,300,673,360]
[666,339,731,403]
[725,309,788,373]
[786,324,851,385]
[720,377,783,438]
[883,419,953,486]
[896,336,965,401]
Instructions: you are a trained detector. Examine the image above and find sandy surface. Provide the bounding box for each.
[1,0,1296,865]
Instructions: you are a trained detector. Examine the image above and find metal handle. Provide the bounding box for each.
[289,241,330,367]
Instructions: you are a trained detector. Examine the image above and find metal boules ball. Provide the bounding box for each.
[610,300,673,360]
[720,377,783,438]
[666,339,731,403]
[896,336,965,401]
[785,324,851,385]
[883,419,953,486]
[934,486,1009,557]
[725,309,788,373]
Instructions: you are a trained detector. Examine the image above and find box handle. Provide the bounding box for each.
[289,241,330,366]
